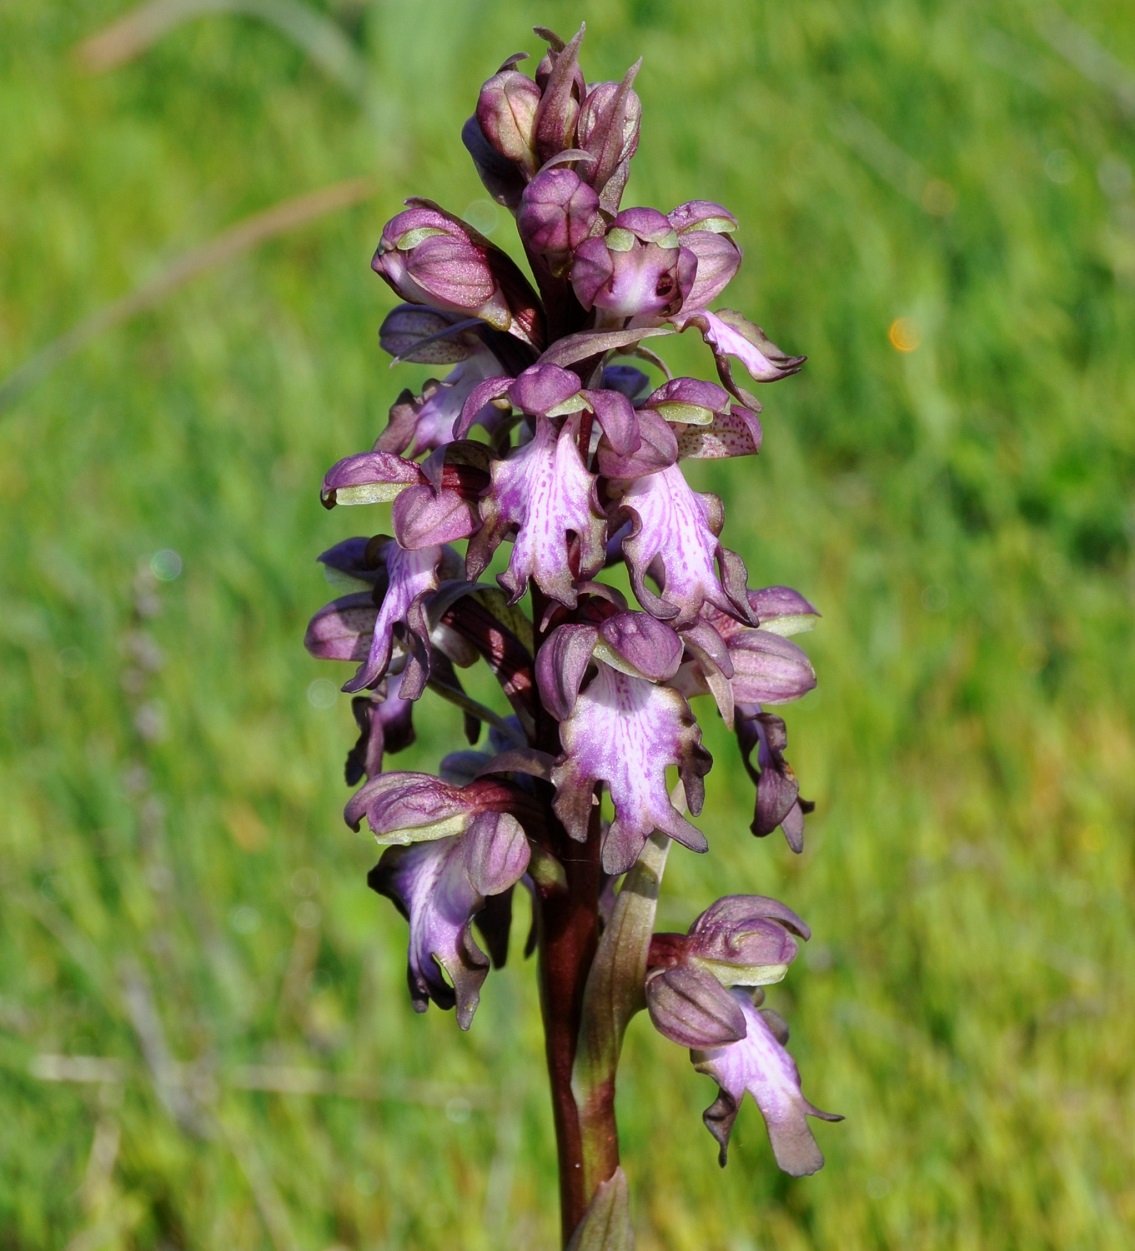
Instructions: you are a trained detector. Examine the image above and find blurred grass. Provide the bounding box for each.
[1,0,1133,1247]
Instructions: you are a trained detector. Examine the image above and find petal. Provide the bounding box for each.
[344,672,416,785]
[304,592,376,663]
[370,839,483,1023]
[644,377,732,426]
[646,965,747,1048]
[461,809,531,896]
[620,464,750,627]
[346,770,511,841]
[392,484,479,549]
[368,819,525,1030]
[597,407,677,479]
[380,353,503,457]
[535,623,599,720]
[551,662,711,874]
[672,308,805,393]
[471,416,606,607]
[668,200,738,235]
[725,629,816,706]
[378,304,484,364]
[678,230,741,309]
[584,386,639,456]
[342,542,442,694]
[676,406,763,460]
[508,363,583,416]
[737,706,813,852]
[747,585,820,636]
[596,610,684,681]
[692,992,841,1175]
[692,894,811,943]
[454,374,512,439]
[321,451,423,507]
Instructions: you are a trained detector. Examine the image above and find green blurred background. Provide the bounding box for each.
[2,1,1132,1247]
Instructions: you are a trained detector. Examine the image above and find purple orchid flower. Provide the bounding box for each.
[305,24,834,1247]
[693,992,843,1176]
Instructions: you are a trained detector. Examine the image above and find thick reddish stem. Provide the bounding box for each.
[537,807,610,1245]
[530,585,620,1244]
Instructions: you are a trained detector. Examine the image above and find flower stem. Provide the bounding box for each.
[536,802,614,1246]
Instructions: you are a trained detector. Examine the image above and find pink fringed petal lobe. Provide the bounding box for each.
[470,416,605,606]
[341,542,442,694]
[692,992,841,1175]
[672,308,805,387]
[620,464,750,627]
[550,662,710,874]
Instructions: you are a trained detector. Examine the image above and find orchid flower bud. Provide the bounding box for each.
[372,201,545,348]
[517,167,601,275]
[576,69,642,211]
[476,66,542,172]
[532,26,586,163]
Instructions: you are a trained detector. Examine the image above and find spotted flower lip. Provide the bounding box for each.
[549,656,711,874]
[467,414,606,607]
[619,463,753,627]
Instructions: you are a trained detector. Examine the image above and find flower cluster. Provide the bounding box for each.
[305,24,836,1230]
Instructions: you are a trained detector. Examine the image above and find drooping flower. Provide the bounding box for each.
[736,705,815,852]
[618,463,752,627]
[540,631,711,873]
[369,808,531,1028]
[692,992,842,1175]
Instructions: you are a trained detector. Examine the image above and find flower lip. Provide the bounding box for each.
[692,993,842,1175]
